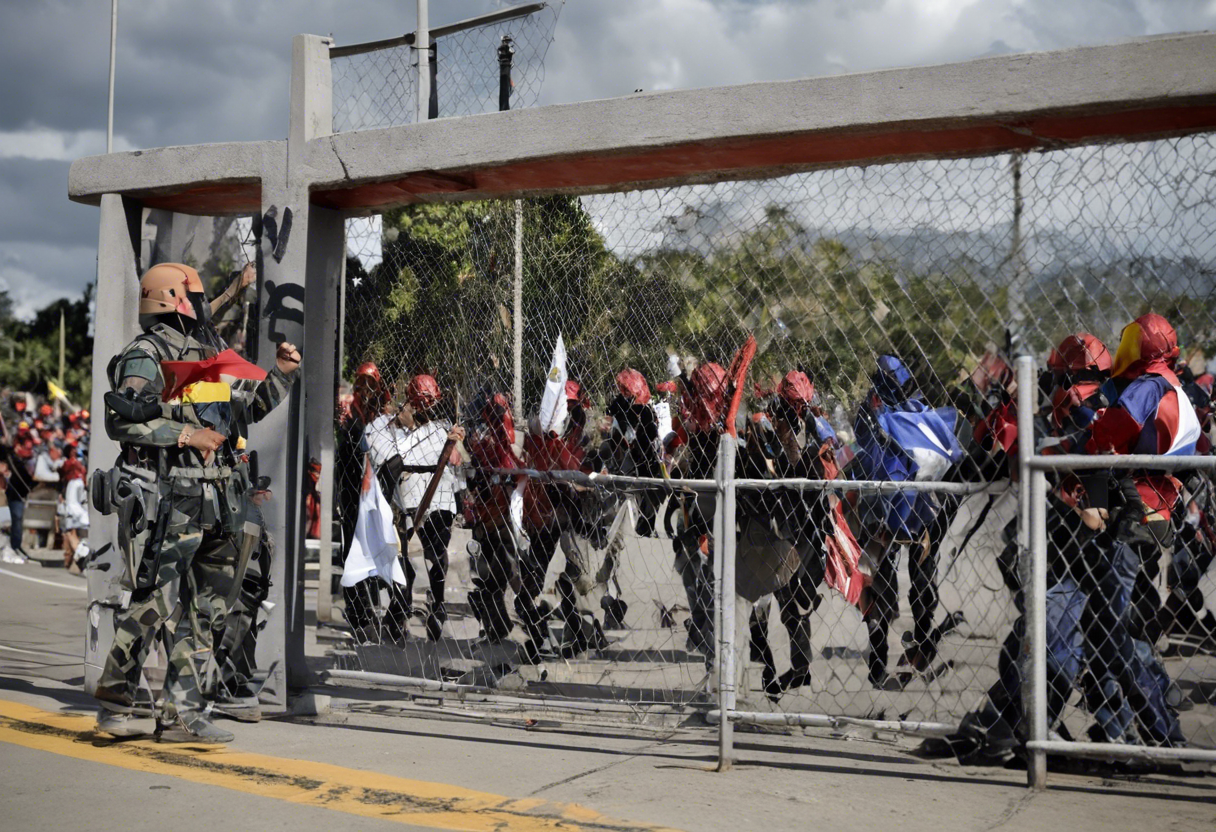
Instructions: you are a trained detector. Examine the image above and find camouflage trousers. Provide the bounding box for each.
[214,529,273,696]
[95,495,237,722]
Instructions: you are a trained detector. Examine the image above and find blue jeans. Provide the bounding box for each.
[7,498,24,550]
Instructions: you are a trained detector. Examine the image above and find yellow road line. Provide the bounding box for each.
[0,699,681,832]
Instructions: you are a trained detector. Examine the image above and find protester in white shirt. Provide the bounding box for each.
[362,375,465,641]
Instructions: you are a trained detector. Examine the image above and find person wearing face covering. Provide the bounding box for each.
[92,262,300,743]
[1076,313,1198,745]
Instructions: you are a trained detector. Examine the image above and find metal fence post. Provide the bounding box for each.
[1028,468,1049,788]
[1015,355,1047,788]
[715,433,737,771]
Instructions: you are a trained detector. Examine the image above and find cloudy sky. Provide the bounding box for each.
[1,0,1213,318]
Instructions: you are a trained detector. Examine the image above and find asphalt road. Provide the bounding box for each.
[1,555,1214,832]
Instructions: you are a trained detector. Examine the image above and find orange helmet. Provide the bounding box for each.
[406,374,442,411]
[139,263,204,318]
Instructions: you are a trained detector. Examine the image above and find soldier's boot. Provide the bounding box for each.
[867,617,890,688]
[96,706,156,739]
[212,686,262,723]
[158,710,235,744]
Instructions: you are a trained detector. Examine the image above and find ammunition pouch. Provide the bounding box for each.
[90,463,164,591]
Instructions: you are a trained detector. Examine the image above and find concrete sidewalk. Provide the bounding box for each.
[1,558,1213,831]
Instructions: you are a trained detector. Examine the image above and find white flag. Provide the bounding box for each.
[538,334,568,435]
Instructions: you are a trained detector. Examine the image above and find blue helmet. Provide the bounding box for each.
[872,355,915,406]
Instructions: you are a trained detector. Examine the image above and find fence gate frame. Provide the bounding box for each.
[73,28,1216,784]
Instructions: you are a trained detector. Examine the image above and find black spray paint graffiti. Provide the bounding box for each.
[246,205,300,361]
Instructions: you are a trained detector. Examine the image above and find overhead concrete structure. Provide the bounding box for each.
[71,31,1216,215]
[74,29,1216,715]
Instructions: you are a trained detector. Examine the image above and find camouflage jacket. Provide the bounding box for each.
[105,321,296,475]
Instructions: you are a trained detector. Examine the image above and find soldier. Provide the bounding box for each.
[93,262,299,742]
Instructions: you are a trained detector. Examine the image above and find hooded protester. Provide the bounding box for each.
[853,354,964,687]
[920,334,1122,764]
[1070,314,1197,746]
[359,374,465,643]
[743,370,868,698]
[462,391,525,643]
[335,362,392,643]
[60,456,89,569]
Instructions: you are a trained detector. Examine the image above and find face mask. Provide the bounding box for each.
[188,292,212,327]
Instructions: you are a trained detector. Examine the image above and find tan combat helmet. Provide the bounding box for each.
[139,263,204,318]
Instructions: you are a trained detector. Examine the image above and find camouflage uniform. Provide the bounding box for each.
[94,320,295,730]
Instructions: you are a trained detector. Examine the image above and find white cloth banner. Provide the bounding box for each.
[340,472,407,587]
[539,334,568,435]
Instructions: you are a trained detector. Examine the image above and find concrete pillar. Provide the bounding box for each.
[84,194,143,694]
[304,208,342,626]
[249,34,334,706]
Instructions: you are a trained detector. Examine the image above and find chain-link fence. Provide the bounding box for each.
[322,134,1216,759]
[331,2,564,132]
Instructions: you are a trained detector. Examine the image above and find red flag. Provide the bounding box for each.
[161,349,267,401]
[723,334,757,438]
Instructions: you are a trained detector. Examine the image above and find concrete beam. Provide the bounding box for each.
[309,30,1216,208]
[67,31,1216,215]
[68,141,276,213]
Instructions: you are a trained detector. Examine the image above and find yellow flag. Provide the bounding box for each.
[47,381,68,402]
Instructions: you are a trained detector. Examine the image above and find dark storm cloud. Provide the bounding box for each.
[0,159,96,247]
[1,0,1213,316]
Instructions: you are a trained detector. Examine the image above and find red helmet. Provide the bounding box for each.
[685,362,729,431]
[406,374,442,411]
[61,458,86,481]
[1111,313,1179,380]
[777,370,815,412]
[79,409,89,420]
[482,392,515,445]
[655,380,678,395]
[351,361,387,419]
[39,404,53,417]
[565,379,590,408]
[615,368,651,406]
[1048,333,1111,374]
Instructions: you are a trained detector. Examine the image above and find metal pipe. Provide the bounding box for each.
[1026,740,1216,763]
[1028,468,1049,790]
[416,0,429,125]
[712,710,958,738]
[716,433,737,772]
[324,669,700,713]
[478,467,1005,496]
[1015,355,1045,789]
[498,35,515,113]
[513,199,524,425]
[326,668,467,692]
[1028,454,1216,471]
[732,478,1003,495]
[107,0,118,154]
[329,3,547,59]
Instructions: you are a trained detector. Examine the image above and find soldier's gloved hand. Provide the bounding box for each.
[183,427,226,453]
[276,342,301,374]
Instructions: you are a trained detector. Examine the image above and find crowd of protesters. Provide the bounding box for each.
[329,311,1215,757]
[0,390,91,569]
